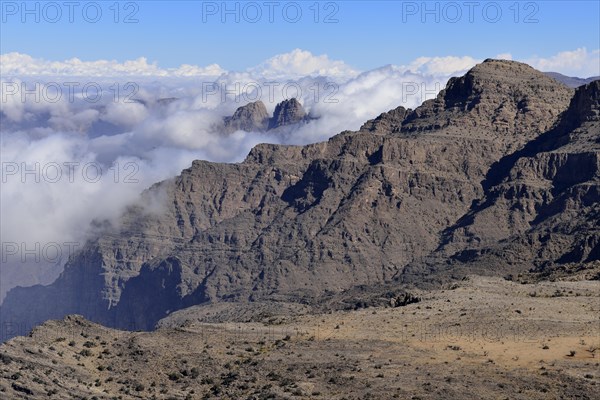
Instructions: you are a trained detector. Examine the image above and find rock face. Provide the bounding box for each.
[359,105,410,134]
[223,100,270,132]
[268,98,307,130]
[222,98,309,133]
[401,59,574,153]
[400,80,600,283]
[1,60,596,341]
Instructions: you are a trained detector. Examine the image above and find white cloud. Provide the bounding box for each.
[495,53,513,60]
[400,49,600,78]
[101,102,149,128]
[403,56,480,76]
[0,52,227,77]
[525,48,600,77]
[4,48,598,81]
[0,50,357,80]
[172,63,225,77]
[48,108,100,133]
[248,49,360,80]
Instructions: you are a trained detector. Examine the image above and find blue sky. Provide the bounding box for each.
[1,0,599,72]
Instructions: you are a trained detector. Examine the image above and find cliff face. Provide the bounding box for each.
[222,98,309,133]
[401,80,600,283]
[223,100,270,132]
[268,98,307,130]
[401,60,574,152]
[2,60,594,340]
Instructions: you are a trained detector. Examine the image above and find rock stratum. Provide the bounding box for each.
[1,59,598,340]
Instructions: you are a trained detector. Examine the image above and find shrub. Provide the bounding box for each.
[167,372,181,381]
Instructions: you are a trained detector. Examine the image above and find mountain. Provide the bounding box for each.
[400,59,574,152]
[2,59,596,341]
[222,98,310,133]
[545,72,600,88]
[223,100,270,132]
[268,98,308,130]
[400,80,600,283]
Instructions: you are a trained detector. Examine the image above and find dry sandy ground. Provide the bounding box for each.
[1,276,598,399]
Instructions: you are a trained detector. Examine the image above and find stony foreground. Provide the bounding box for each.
[1,276,598,399]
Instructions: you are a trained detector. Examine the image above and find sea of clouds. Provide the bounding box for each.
[1,48,598,301]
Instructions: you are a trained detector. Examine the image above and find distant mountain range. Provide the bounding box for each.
[1,60,598,341]
[544,71,600,88]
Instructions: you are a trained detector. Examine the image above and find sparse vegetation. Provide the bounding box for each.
[79,349,92,357]
[0,276,597,399]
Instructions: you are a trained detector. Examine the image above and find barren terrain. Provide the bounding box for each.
[2,275,598,399]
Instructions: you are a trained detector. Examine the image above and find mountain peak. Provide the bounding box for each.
[567,79,600,123]
[401,59,574,148]
[548,79,600,151]
[268,98,307,130]
[222,98,310,133]
[223,100,270,132]
[477,57,535,70]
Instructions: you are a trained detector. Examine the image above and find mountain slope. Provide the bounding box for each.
[401,80,600,283]
[223,100,270,132]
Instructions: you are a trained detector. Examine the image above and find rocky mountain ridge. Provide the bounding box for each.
[400,79,600,284]
[1,59,597,341]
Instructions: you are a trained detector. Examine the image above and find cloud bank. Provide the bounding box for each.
[0,52,226,77]
[526,48,600,78]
